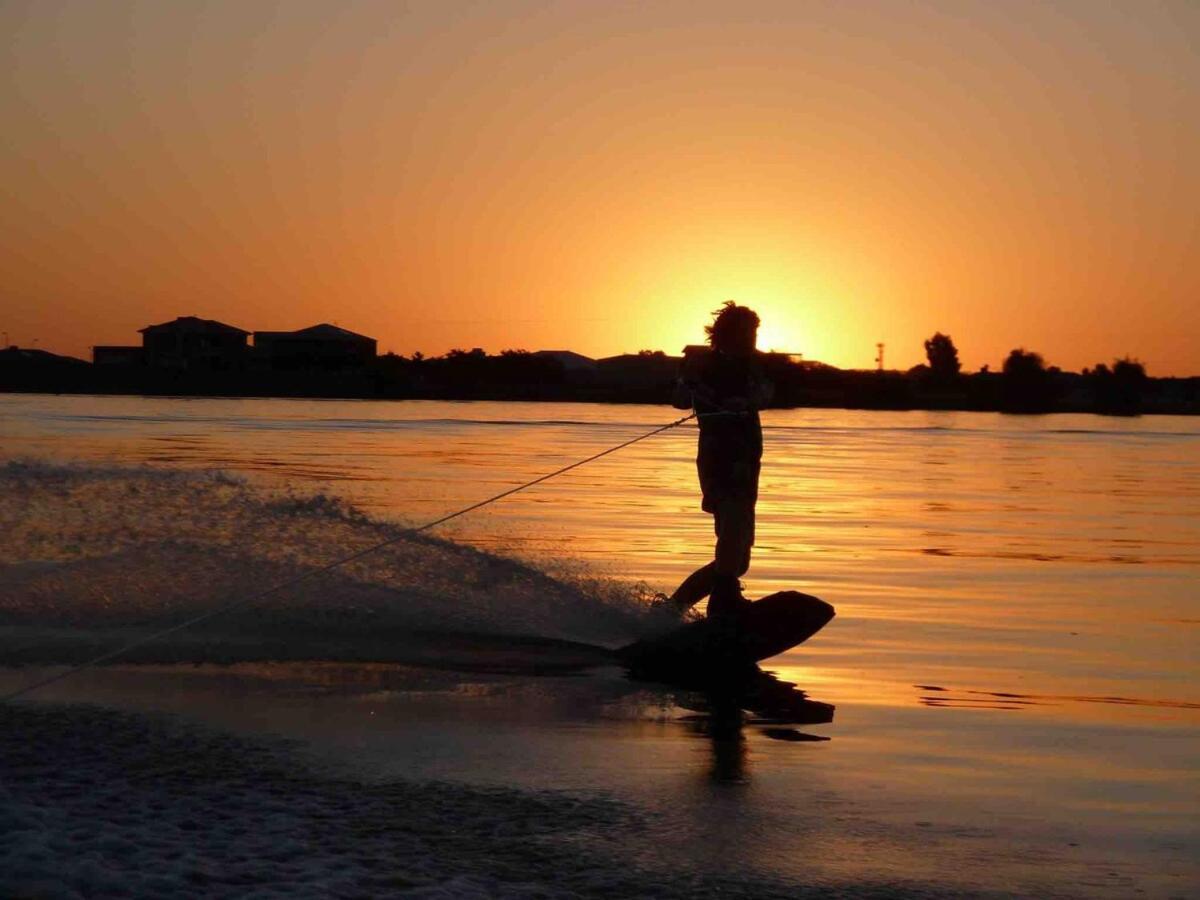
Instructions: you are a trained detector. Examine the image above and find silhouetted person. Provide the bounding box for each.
[661,302,772,621]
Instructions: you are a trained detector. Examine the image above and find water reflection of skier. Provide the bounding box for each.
[662,302,773,621]
[679,671,835,783]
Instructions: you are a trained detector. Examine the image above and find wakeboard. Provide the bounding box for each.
[618,591,834,677]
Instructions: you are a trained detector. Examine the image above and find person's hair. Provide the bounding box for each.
[704,301,760,349]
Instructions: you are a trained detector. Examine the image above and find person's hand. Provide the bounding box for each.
[679,351,704,381]
[671,380,694,410]
[689,383,719,406]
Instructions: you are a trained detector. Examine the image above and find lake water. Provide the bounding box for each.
[1,394,1197,898]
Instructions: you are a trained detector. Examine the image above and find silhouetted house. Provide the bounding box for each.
[0,346,88,369]
[533,350,597,374]
[253,324,377,370]
[0,346,89,391]
[595,352,680,388]
[762,350,804,366]
[139,317,249,370]
[93,345,145,366]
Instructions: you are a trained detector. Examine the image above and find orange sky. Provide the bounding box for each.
[2,1,1198,374]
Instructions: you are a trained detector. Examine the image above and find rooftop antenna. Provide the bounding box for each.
[875,342,884,373]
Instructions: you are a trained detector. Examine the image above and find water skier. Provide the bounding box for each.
[659,302,773,621]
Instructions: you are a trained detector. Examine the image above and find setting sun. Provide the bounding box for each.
[754,321,794,355]
[2,1,1196,373]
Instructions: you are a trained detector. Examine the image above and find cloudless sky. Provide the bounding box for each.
[3,0,1197,373]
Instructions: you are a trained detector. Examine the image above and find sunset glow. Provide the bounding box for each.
[2,1,1197,373]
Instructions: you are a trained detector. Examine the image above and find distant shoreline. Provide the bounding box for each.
[2,385,1196,416]
[2,343,1196,415]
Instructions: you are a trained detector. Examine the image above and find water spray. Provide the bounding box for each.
[1,412,697,704]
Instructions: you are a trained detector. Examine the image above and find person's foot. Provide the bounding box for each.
[706,576,751,623]
[648,592,693,617]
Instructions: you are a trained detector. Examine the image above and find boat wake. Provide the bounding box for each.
[0,460,664,669]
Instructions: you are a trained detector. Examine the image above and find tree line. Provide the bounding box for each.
[908,332,1152,413]
[0,338,1194,414]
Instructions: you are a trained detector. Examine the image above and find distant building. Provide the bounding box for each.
[683,345,803,364]
[93,345,145,366]
[139,316,250,369]
[763,350,804,365]
[0,345,89,391]
[0,346,87,368]
[533,350,597,374]
[595,351,680,387]
[253,323,377,370]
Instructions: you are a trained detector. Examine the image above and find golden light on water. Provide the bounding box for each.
[2,393,1198,893]
[5,394,1197,733]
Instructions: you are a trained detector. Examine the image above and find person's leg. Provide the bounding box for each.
[708,498,755,619]
[668,560,717,610]
[666,462,722,612]
[714,498,753,576]
[684,454,758,619]
[664,503,728,611]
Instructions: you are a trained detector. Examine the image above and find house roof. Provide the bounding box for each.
[139,316,249,335]
[254,323,375,342]
[596,352,677,365]
[0,346,88,365]
[533,350,597,370]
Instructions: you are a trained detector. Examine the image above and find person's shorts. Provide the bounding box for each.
[697,454,760,515]
[711,496,756,552]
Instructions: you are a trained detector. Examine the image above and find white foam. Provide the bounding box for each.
[0,460,661,666]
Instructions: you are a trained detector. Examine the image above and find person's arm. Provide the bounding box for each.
[673,375,722,410]
[748,371,774,409]
[671,377,693,410]
[673,346,712,410]
[718,362,774,413]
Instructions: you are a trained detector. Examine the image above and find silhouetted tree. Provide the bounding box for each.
[1002,348,1045,378]
[1001,348,1051,411]
[446,347,486,361]
[1091,356,1147,414]
[495,349,564,384]
[417,347,565,393]
[923,332,961,382]
[1113,357,1146,382]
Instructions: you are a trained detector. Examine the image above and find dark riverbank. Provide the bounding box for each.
[2,346,1196,414]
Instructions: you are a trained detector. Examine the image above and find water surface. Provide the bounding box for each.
[1,394,1197,897]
